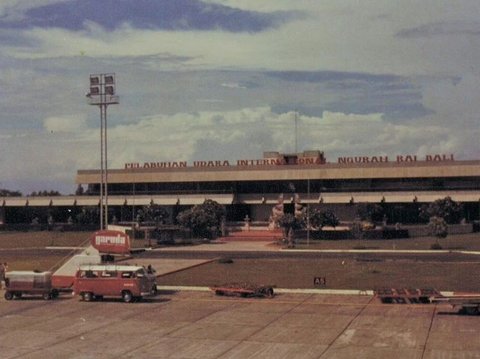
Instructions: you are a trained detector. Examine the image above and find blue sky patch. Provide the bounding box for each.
[267,71,431,121]
[0,0,300,32]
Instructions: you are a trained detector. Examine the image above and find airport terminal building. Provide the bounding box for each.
[1,150,479,226]
[72,150,480,225]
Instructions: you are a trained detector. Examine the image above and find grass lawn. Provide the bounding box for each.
[155,231,480,292]
[1,230,478,251]
[295,232,480,251]
[0,231,92,248]
[157,257,480,292]
[0,230,154,249]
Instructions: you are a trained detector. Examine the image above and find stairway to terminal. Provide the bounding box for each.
[221,229,283,242]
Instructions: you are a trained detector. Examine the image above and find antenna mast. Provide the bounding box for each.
[294,110,298,153]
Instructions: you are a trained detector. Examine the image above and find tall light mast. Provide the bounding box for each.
[87,73,119,230]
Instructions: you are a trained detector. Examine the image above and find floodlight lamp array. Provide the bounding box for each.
[87,73,118,105]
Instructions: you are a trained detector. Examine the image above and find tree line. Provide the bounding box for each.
[1,190,466,243]
[0,188,61,197]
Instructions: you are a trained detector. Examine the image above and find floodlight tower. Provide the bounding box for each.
[87,73,119,230]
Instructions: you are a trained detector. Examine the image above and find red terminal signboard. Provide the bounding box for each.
[90,230,131,255]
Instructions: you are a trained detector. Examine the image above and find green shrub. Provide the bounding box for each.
[428,216,448,239]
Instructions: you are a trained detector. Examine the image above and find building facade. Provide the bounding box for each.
[72,150,480,225]
[1,150,479,226]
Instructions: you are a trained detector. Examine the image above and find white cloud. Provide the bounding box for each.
[320,111,383,125]
[43,114,88,133]
[96,107,469,167]
[221,82,247,89]
[0,105,475,193]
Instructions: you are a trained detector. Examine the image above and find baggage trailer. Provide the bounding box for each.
[4,271,58,300]
[430,293,480,315]
[374,288,440,304]
[210,283,275,298]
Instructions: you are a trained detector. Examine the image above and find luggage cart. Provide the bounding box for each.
[374,288,440,304]
[4,271,59,300]
[210,282,275,298]
[431,293,480,315]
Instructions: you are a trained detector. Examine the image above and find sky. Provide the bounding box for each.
[0,0,479,194]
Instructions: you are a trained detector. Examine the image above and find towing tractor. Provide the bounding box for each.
[4,271,59,300]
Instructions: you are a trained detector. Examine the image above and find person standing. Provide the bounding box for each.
[0,262,5,289]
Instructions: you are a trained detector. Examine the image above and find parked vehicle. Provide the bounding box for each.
[73,264,157,303]
[52,230,132,292]
[4,271,59,300]
[431,293,480,315]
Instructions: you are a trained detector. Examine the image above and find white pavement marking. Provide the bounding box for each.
[157,285,455,297]
[158,286,373,296]
[282,248,480,254]
[146,241,480,255]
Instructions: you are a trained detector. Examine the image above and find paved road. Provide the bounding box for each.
[134,241,480,263]
[2,241,479,263]
[1,290,478,358]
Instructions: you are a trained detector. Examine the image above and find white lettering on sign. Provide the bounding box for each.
[95,234,126,245]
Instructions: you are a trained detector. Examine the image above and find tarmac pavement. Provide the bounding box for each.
[2,240,479,358]
[1,290,479,358]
